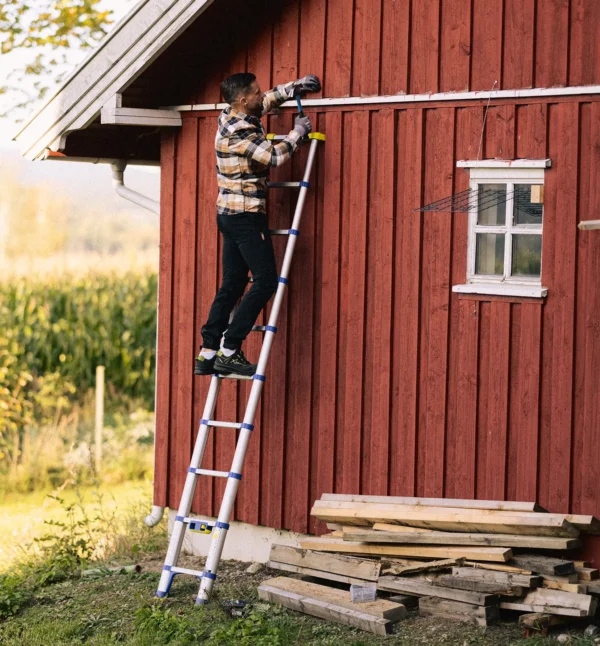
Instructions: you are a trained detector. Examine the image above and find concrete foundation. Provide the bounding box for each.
[168,509,312,563]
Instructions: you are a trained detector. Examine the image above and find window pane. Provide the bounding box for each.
[514,184,544,225]
[512,235,542,277]
[477,184,507,225]
[476,233,505,275]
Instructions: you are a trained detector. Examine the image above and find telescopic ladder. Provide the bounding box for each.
[156,125,325,605]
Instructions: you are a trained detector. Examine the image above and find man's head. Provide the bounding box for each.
[221,73,263,117]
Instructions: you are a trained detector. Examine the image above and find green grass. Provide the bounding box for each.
[0,562,596,645]
[0,481,154,569]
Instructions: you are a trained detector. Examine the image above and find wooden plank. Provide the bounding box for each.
[299,539,512,562]
[584,582,600,595]
[372,523,434,534]
[259,577,406,622]
[463,561,531,574]
[363,109,395,495]
[341,110,370,494]
[542,573,579,584]
[269,545,381,582]
[452,567,542,589]
[173,117,198,509]
[311,505,579,537]
[351,0,381,96]
[419,597,498,628]
[470,0,503,91]
[378,576,499,606]
[410,0,440,93]
[419,107,454,497]
[342,530,578,550]
[380,0,409,94]
[323,0,353,97]
[576,567,599,581]
[391,108,423,496]
[536,0,569,87]
[503,0,535,89]
[500,588,597,617]
[566,515,600,534]
[510,555,575,576]
[313,110,343,533]
[439,0,471,92]
[519,613,572,631]
[382,559,462,577]
[258,585,395,636]
[574,561,592,568]
[435,575,523,596]
[569,0,600,86]
[542,579,585,594]
[320,495,545,513]
[267,561,372,586]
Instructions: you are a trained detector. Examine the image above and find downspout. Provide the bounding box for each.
[109,160,165,527]
[111,160,160,214]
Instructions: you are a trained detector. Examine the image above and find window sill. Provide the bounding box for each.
[453,283,548,298]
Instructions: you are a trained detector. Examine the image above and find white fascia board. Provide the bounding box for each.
[14,0,215,160]
[457,159,551,168]
[453,283,548,298]
[101,107,183,126]
[166,85,600,112]
[578,220,600,230]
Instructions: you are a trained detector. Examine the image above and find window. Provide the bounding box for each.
[453,160,550,298]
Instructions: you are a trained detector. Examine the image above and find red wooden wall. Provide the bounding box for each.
[135,0,600,107]
[155,96,600,559]
[148,0,600,560]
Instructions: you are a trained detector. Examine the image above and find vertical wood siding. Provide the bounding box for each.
[143,0,600,106]
[157,97,600,567]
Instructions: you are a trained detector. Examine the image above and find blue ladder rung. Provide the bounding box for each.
[170,566,204,578]
[202,420,242,429]
[190,468,229,478]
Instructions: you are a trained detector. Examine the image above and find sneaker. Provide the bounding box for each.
[194,355,217,376]
[214,349,257,377]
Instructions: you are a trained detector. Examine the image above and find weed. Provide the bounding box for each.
[0,573,33,618]
[135,603,199,644]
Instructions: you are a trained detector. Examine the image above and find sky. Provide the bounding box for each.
[0,1,158,213]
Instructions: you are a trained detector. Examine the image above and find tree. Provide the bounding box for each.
[0,1,121,117]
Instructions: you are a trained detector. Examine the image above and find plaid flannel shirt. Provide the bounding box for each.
[216,81,302,216]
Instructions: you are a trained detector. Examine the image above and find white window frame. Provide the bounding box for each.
[453,160,550,298]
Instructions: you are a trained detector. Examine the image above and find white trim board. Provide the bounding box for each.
[14,0,216,160]
[166,85,600,112]
[453,284,548,298]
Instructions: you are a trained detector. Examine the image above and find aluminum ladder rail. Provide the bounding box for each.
[156,131,326,605]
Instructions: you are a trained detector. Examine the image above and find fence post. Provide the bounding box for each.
[95,366,105,475]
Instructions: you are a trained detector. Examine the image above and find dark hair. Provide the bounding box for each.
[221,73,257,104]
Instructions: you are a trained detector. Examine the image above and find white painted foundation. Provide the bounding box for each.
[168,509,312,563]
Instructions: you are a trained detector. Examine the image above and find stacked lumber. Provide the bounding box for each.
[257,495,600,635]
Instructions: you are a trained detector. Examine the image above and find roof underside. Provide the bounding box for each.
[13,0,224,162]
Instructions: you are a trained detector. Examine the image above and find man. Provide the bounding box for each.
[194,72,321,377]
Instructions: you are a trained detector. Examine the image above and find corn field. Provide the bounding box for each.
[0,271,158,480]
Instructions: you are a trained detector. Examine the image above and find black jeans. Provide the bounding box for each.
[201,212,278,351]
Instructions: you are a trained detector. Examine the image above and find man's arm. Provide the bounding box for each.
[229,127,302,167]
[261,75,322,116]
[261,82,295,116]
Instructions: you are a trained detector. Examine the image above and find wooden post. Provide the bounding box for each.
[95,366,105,475]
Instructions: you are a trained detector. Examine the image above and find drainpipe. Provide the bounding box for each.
[111,160,160,214]
[145,506,166,527]
[110,160,163,526]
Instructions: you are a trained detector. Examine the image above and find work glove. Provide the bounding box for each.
[293,114,312,137]
[293,74,321,95]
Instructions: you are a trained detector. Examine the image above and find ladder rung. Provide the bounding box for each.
[252,325,278,333]
[217,373,254,381]
[269,229,300,236]
[190,468,229,478]
[202,420,242,429]
[267,181,304,188]
[170,566,204,578]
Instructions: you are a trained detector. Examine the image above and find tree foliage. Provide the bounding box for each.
[0,1,120,116]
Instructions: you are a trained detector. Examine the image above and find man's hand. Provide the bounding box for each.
[293,114,312,137]
[293,75,321,95]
